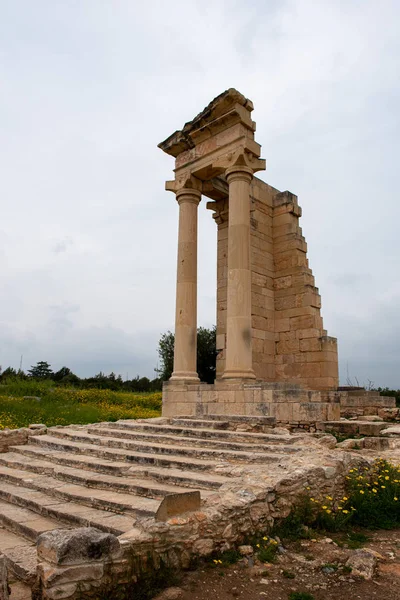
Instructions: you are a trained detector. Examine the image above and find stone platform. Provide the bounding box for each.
[163,380,341,427]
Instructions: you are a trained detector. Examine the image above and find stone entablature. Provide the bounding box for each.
[159,89,338,392]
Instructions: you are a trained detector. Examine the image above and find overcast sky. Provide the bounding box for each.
[1,0,399,387]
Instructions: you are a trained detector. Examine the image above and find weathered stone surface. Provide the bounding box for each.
[345,548,377,579]
[37,528,120,566]
[192,538,214,557]
[153,587,184,600]
[156,491,201,521]
[0,555,9,600]
[238,545,254,556]
[381,426,400,436]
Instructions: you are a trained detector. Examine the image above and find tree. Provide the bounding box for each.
[53,366,80,386]
[28,361,53,379]
[157,331,175,381]
[157,326,217,383]
[197,326,217,383]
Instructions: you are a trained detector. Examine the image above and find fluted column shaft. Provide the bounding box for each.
[170,188,201,381]
[222,166,255,379]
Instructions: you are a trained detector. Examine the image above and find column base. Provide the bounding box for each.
[221,369,256,380]
[170,372,200,382]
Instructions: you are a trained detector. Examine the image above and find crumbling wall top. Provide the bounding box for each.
[158,88,255,157]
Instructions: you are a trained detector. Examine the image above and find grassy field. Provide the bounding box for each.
[0,380,162,429]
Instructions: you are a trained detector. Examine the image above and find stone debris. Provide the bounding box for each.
[36,528,120,565]
[153,587,184,600]
[238,546,254,556]
[345,548,378,579]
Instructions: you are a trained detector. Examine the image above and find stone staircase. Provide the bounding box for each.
[0,415,306,593]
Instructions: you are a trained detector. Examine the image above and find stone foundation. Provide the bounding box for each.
[339,389,397,419]
[162,380,341,426]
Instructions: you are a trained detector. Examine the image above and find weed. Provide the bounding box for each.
[288,593,315,600]
[346,531,370,549]
[282,570,295,579]
[343,565,352,574]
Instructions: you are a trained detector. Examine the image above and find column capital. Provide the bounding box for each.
[212,149,266,178]
[166,173,202,194]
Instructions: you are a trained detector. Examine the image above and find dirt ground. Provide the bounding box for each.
[162,530,400,600]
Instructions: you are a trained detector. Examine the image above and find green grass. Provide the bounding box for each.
[0,380,162,429]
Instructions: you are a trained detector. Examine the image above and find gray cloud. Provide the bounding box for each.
[0,0,399,386]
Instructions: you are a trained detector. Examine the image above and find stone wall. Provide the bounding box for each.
[162,380,341,425]
[339,390,397,419]
[211,176,338,391]
[0,424,46,453]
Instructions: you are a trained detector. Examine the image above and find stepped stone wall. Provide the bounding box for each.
[211,179,338,390]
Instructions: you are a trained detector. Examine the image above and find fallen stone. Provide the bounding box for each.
[318,435,337,449]
[346,548,377,579]
[153,587,184,600]
[337,438,364,449]
[381,426,400,436]
[238,545,254,556]
[37,528,120,566]
[359,416,383,422]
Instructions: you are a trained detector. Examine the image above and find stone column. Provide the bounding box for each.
[170,187,201,381]
[222,165,256,379]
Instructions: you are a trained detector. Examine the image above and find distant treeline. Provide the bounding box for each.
[0,361,162,392]
[376,387,400,406]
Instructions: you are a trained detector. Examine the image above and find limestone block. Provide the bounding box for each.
[37,528,120,566]
[279,330,297,341]
[39,563,104,588]
[272,222,299,239]
[289,314,317,331]
[276,339,299,354]
[156,491,201,521]
[274,275,292,290]
[275,318,290,332]
[299,338,322,352]
[272,403,293,422]
[320,362,339,378]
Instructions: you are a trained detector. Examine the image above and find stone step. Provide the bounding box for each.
[10,446,228,490]
[26,435,229,472]
[0,499,70,543]
[87,424,300,454]
[0,525,37,584]
[0,452,211,499]
[322,420,390,436]
[173,415,276,425]
[0,481,136,536]
[39,431,283,464]
[0,465,159,517]
[169,419,230,429]
[112,420,295,444]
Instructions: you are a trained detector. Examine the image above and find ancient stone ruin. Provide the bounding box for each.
[0,90,398,600]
